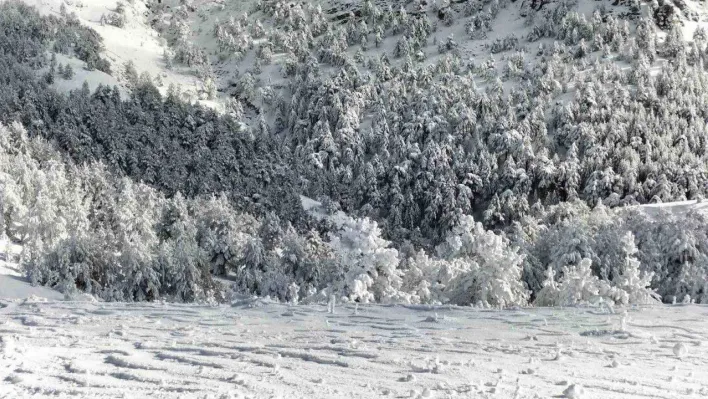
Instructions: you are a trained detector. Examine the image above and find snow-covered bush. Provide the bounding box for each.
[31,234,114,297]
[436,215,529,308]
[625,210,708,303]
[401,250,449,304]
[281,229,337,299]
[533,267,560,306]
[173,42,208,68]
[328,216,408,303]
[490,35,519,53]
[535,258,608,306]
[101,12,126,28]
[195,195,256,276]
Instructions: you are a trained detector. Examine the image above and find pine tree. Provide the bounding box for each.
[611,232,659,305]
[111,178,160,301]
[124,60,139,88]
[328,215,406,303]
[61,63,74,80]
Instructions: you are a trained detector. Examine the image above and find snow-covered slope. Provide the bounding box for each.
[19,0,207,100]
[22,0,708,112]
[0,262,63,301]
[1,299,707,398]
[0,242,63,301]
[636,199,708,219]
[108,0,708,104]
[43,52,125,97]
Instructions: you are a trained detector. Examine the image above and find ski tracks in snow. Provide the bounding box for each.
[1,300,707,398]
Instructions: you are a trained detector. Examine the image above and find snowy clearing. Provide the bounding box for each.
[1,288,707,398]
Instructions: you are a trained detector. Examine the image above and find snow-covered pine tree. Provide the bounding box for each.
[611,232,659,305]
[156,194,218,302]
[328,215,407,304]
[110,178,160,301]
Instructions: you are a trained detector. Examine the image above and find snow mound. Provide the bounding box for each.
[0,257,62,301]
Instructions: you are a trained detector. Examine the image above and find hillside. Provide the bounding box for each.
[0,0,704,308]
[2,1,708,397]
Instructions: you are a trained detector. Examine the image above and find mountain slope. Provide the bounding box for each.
[2,0,708,304]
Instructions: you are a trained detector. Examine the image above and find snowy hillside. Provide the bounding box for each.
[19,0,205,98]
[3,0,708,396]
[28,0,708,113]
[0,260,62,301]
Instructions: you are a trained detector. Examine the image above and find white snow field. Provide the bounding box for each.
[2,273,708,399]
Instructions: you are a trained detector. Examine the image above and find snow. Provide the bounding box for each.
[563,384,585,399]
[20,0,208,101]
[0,243,63,301]
[673,342,688,358]
[2,239,705,398]
[0,263,63,301]
[636,199,708,218]
[2,260,708,399]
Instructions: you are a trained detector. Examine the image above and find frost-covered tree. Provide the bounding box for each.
[537,258,610,306]
[401,249,450,304]
[611,232,659,305]
[195,194,255,276]
[156,194,219,302]
[123,60,139,88]
[109,178,160,301]
[533,267,560,306]
[328,215,406,303]
[436,215,528,307]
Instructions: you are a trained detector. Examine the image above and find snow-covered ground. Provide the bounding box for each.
[0,264,62,302]
[2,268,707,399]
[636,199,708,219]
[19,0,206,100]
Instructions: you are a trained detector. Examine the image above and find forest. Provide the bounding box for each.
[0,0,706,306]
